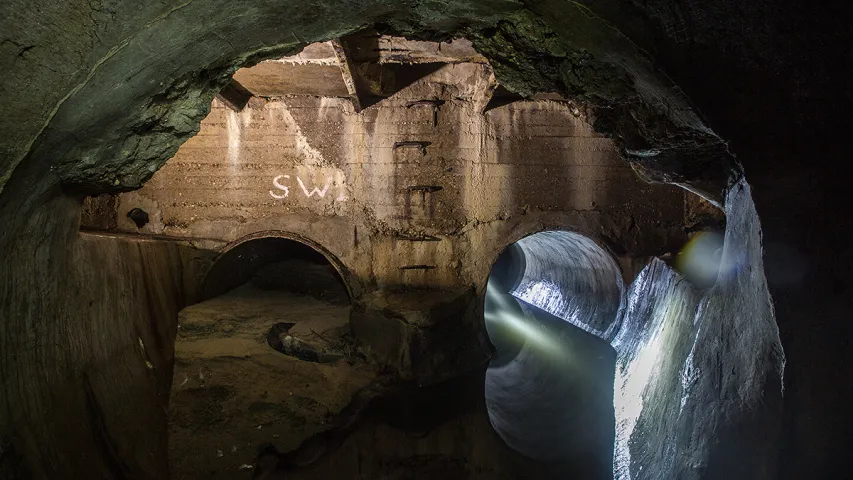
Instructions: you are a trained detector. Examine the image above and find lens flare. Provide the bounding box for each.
[676,231,725,286]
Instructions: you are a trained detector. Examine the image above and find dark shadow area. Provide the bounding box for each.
[201,237,349,303]
[483,85,527,112]
[170,237,359,479]
[251,367,560,480]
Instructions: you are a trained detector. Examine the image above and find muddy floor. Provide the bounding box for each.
[168,258,592,479]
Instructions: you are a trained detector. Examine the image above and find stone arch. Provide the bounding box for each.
[201,229,358,301]
[477,224,625,297]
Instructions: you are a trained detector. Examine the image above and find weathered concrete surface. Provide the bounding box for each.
[233,42,348,98]
[0,226,207,479]
[351,287,484,382]
[99,60,686,293]
[80,56,689,391]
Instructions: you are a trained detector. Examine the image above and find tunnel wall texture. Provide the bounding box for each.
[612,179,784,479]
[489,180,784,479]
[484,231,621,476]
[0,221,201,478]
[509,231,625,339]
[1,0,848,478]
[98,89,686,291]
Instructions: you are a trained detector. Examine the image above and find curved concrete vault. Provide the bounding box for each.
[484,230,623,476]
[2,0,844,479]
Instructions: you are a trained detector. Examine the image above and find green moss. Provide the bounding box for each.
[463,9,634,105]
[465,10,568,96]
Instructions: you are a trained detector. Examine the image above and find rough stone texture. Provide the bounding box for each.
[170,286,373,480]
[253,369,557,479]
[100,65,686,291]
[81,194,119,230]
[508,231,625,339]
[0,0,521,196]
[611,180,784,480]
[0,0,734,200]
[351,287,483,382]
[1,0,849,478]
[0,227,203,479]
[461,9,738,203]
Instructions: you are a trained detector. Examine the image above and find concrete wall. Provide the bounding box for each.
[99,61,686,293]
[0,216,210,479]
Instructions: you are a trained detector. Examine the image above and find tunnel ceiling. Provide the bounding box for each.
[2,0,741,209]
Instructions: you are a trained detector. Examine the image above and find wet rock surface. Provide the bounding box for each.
[249,368,558,480]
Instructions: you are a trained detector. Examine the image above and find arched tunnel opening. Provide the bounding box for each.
[1,2,821,478]
[484,231,622,479]
[170,236,369,478]
[190,235,352,362]
[201,236,350,304]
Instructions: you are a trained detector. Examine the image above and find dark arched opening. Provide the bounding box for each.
[201,235,351,304]
[170,235,364,478]
[484,230,623,479]
[183,234,352,362]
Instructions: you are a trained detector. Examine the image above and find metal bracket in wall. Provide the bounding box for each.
[399,265,437,270]
[395,234,441,242]
[406,185,443,193]
[393,141,431,155]
[404,185,443,219]
[407,99,445,127]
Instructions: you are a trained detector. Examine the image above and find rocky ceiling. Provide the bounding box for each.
[1,0,740,208]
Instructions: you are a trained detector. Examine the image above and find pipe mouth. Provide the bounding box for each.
[484,230,622,476]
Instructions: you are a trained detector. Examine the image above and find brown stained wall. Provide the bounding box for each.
[106,62,686,292]
[0,222,207,479]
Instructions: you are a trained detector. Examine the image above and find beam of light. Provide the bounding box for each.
[485,281,564,358]
[484,231,622,469]
[485,181,784,480]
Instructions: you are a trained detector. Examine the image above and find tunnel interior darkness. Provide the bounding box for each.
[201,236,349,305]
[484,231,623,479]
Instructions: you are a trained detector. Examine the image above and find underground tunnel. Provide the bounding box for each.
[2,1,849,479]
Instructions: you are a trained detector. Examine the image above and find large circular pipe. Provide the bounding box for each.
[484,231,623,478]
